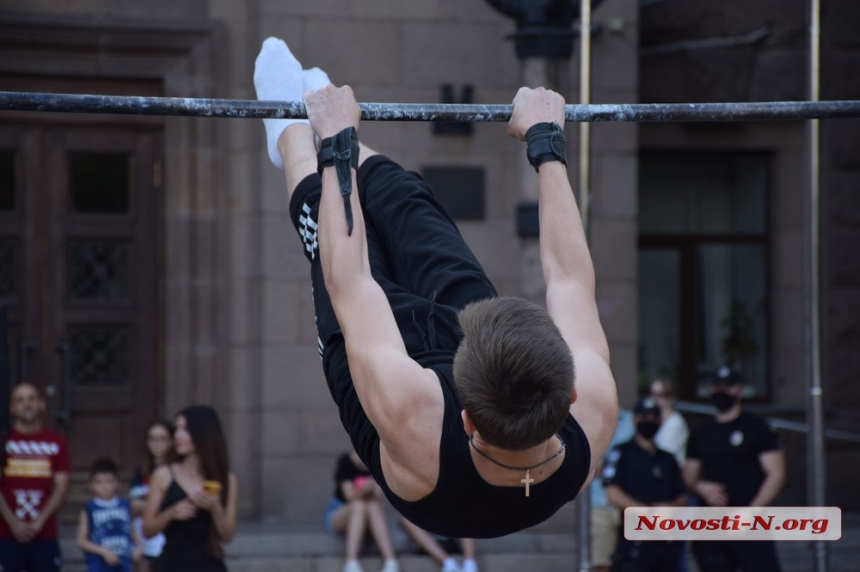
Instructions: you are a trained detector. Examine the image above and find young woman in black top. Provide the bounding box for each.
[143,406,238,572]
[324,450,399,572]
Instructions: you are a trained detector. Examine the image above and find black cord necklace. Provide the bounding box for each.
[469,434,565,497]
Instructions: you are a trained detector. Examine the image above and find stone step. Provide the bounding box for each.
[54,549,860,572]
[59,527,580,560]
[57,518,860,572]
[60,554,577,572]
[59,525,581,572]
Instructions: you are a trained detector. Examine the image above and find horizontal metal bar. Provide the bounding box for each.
[1,91,860,122]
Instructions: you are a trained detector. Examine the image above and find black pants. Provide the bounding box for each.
[0,538,62,572]
[289,155,496,462]
[692,540,781,572]
[612,539,682,572]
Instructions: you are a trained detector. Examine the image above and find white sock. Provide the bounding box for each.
[302,66,331,92]
[253,37,306,169]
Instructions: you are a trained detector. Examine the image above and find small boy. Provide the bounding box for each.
[76,459,143,572]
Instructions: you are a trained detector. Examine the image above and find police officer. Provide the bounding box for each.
[683,366,785,572]
[604,397,687,572]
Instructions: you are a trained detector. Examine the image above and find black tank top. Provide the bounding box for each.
[154,467,227,572]
[372,359,592,539]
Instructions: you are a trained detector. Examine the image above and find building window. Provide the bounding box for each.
[638,151,769,399]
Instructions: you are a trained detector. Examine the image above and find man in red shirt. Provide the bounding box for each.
[0,383,70,572]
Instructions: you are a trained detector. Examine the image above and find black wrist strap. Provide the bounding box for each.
[318,127,360,235]
[525,122,566,172]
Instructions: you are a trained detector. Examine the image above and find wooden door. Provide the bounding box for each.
[0,122,161,471]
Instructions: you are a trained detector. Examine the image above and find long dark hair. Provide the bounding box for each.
[142,417,175,476]
[176,405,230,559]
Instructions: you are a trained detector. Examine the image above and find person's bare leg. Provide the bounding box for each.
[460,539,478,572]
[277,124,317,202]
[135,557,153,572]
[400,519,449,564]
[460,539,475,559]
[345,500,369,562]
[366,499,396,561]
[359,143,379,168]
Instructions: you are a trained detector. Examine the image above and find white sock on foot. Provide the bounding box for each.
[302,66,331,92]
[253,37,306,169]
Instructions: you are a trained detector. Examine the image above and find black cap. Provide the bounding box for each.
[634,397,660,417]
[711,366,742,385]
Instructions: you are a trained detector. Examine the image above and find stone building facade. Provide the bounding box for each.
[0,0,856,526]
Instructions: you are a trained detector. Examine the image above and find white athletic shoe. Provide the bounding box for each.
[441,558,461,572]
[380,559,400,572]
[461,559,479,572]
[343,560,364,572]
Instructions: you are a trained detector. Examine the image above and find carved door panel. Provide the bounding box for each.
[0,126,40,395]
[0,123,161,471]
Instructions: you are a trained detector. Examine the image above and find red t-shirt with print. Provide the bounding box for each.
[0,426,70,540]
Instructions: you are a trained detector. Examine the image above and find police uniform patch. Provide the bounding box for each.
[730,430,744,447]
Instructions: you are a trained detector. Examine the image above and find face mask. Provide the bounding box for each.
[636,421,660,440]
[712,391,738,412]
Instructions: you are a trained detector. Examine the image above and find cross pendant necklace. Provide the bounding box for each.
[521,470,536,497]
[470,434,566,497]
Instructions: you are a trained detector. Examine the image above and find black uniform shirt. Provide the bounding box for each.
[603,438,685,505]
[686,412,782,506]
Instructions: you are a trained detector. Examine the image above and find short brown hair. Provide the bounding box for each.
[454,296,574,451]
[89,458,119,478]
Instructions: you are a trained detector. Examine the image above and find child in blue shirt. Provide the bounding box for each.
[76,458,143,572]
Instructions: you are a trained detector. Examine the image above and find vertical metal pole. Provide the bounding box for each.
[579,1,592,236]
[806,0,827,570]
[576,2,593,572]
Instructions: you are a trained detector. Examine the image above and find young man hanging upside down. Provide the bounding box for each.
[254,37,618,539]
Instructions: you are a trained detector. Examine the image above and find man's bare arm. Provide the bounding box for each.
[606,484,642,510]
[682,458,702,492]
[749,450,785,507]
[304,86,442,462]
[506,88,618,481]
[684,458,728,507]
[0,493,34,543]
[32,471,70,534]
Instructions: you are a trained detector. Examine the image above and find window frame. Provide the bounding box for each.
[638,150,773,402]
